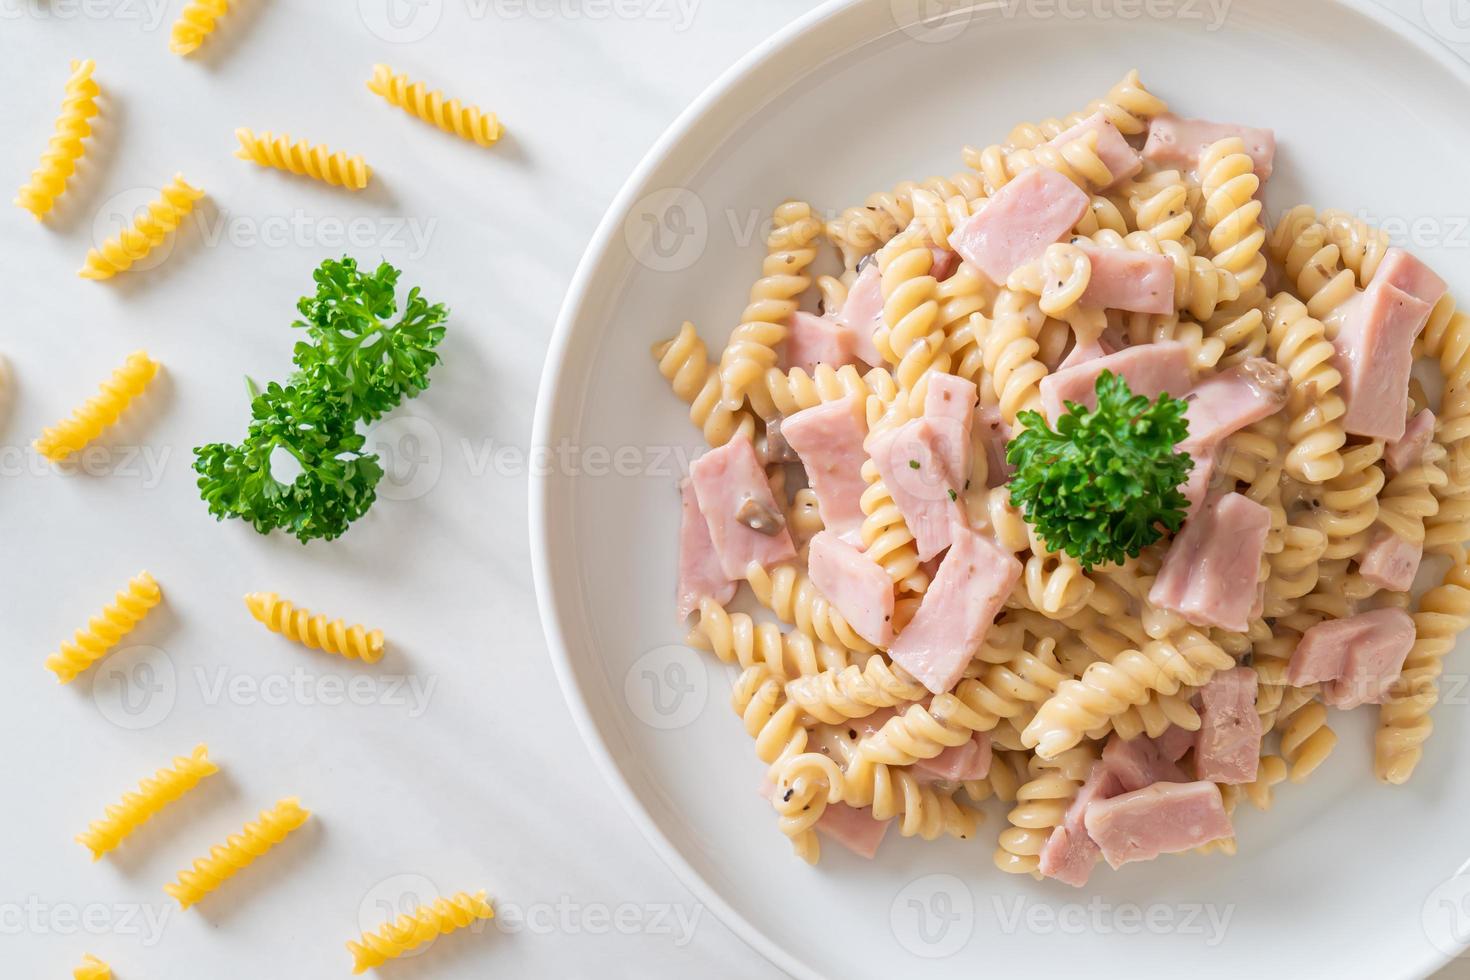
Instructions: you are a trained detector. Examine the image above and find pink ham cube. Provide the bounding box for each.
[1039,341,1192,422]
[1148,492,1270,632]
[1286,607,1416,709]
[676,478,737,620]
[808,531,895,648]
[915,732,992,782]
[1083,781,1233,869]
[1385,409,1436,477]
[689,433,796,579]
[834,261,885,367]
[784,310,860,375]
[782,397,869,543]
[948,166,1089,283]
[1076,244,1175,316]
[868,418,968,562]
[1047,112,1143,189]
[816,803,892,859]
[1333,280,1434,441]
[1358,527,1423,593]
[1195,668,1261,784]
[1143,114,1276,181]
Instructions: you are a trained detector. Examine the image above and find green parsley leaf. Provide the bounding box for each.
[192,257,448,543]
[1005,370,1193,569]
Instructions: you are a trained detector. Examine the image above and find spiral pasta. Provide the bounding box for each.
[995,745,1097,876]
[1316,441,1386,560]
[875,230,953,410]
[1199,137,1266,294]
[1279,697,1337,783]
[169,0,229,56]
[79,174,202,280]
[15,59,99,220]
[826,171,985,269]
[34,351,159,461]
[46,571,162,683]
[367,65,501,147]
[234,129,370,190]
[1264,292,1347,483]
[858,409,928,594]
[1003,69,1168,148]
[652,322,757,447]
[244,592,385,663]
[347,889,494,974]
[690,598,845,679]
[984,289,1048,424]
[744,561,875,656]
[783,654,928,724]
[73,954,110,980]
[77,745,217,860]
[165,798,310,909]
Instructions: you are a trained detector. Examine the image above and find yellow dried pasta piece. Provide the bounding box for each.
[367,64,501,146]
[78,745,217,859]
[347,889,494,974]
[165,798,310,909]
[79,174,202,280]
[34,351,158,461]
[170,0,229,55]
[15,59,99,220]
[74,954,111,980]
[244,592,385,663]
[46,571,162,683]
[234,128,371,190]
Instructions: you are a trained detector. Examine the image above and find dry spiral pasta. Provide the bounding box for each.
[165,798,310,909]
[244,592,385,663]
[34,350,159,461]
[234,128,371,190]
[46,571,162,683]
[15,59,99,220]
[79,174,202,280]
[73,955,110,980]
[367,64,502,146]
[169,0,229,56]
[77,745,217,860]
[347,890,494,974]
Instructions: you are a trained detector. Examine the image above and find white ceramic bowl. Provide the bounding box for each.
[532,2,1470,976]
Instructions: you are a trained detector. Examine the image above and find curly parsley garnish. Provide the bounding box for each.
[1006,371,1193,569]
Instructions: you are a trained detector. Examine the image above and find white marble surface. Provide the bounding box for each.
[2,1,1469,977]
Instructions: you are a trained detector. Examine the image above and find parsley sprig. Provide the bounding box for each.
[193,257,448,543]
[1006,371,1193,569]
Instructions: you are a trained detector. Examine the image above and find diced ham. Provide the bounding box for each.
[868,419,968,562]
[1373,247,1448,309]
[1039,341,1192,422]
[783,397,869,543]
[1358,526,1423,593]
[1286,607,1416,709]
[889,524,1022,695]
[1385,409,1436,476]
[808,531,896,648]
[915,732,992,782]
[1178,358,1289,453]
[1179,449,1215,520]
[1195,668,1261,784]
[1148,492,1270,632]
[834,261,884,367]
[1038,761,1120,887]
[676,479,737,620]
[975,406,1014,488]
[815,803,891,859]
[1047,112,1143,189]
[1075,244,1175,316]
[784,311,860,375]
[1151,725,1196,763]
[929,247,960,282]
[1057,330,1121,372]
[1084,781,1233,869]
[1142,114,1277,181]
[1101,733,1189,792]
[689,433,797,579]
[1333,280,1433,441]
[948,166,1090,283]
[924,374,978,487]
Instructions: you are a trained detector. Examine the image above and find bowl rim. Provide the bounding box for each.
[529,2,1470,977]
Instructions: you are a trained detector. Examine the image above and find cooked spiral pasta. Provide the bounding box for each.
[77,744,217,859]
[1377,437,1447,545]
[995,745,1098,876]
[858,416,928,594]
[984,289,1048,424]
[784,654,928,724]
[164,798,310,909]
[15,59,99,220]
[1003,69,1167,148]
[1264,292,1347,482]
[1376,561,1470,783]
[347,889,494,974]
[718,202,825,414]
[769,748,846,862]
[169,0,229,56]
[1318,208,1391,288]
[46,571,162,683]
[1316,441,1386,560]
[1269,206,1358,323]
[652,322,757,447]
[1023,629,1232,759]
[966,129,1114,196]
[78,174,202,280]
[1123,169,1193,243]
[826,171,985,269]
[234,129,370,190]
[760,362,895,420]
[1199,137,1266,293]
[844,695,989,805]
[1279,697,1337,783]
[73,954,110,980]
[744,561,876,656]
[34,351,159,461]
[367,65,502,147]
[690,598,846,679]
[244,592,385,663]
